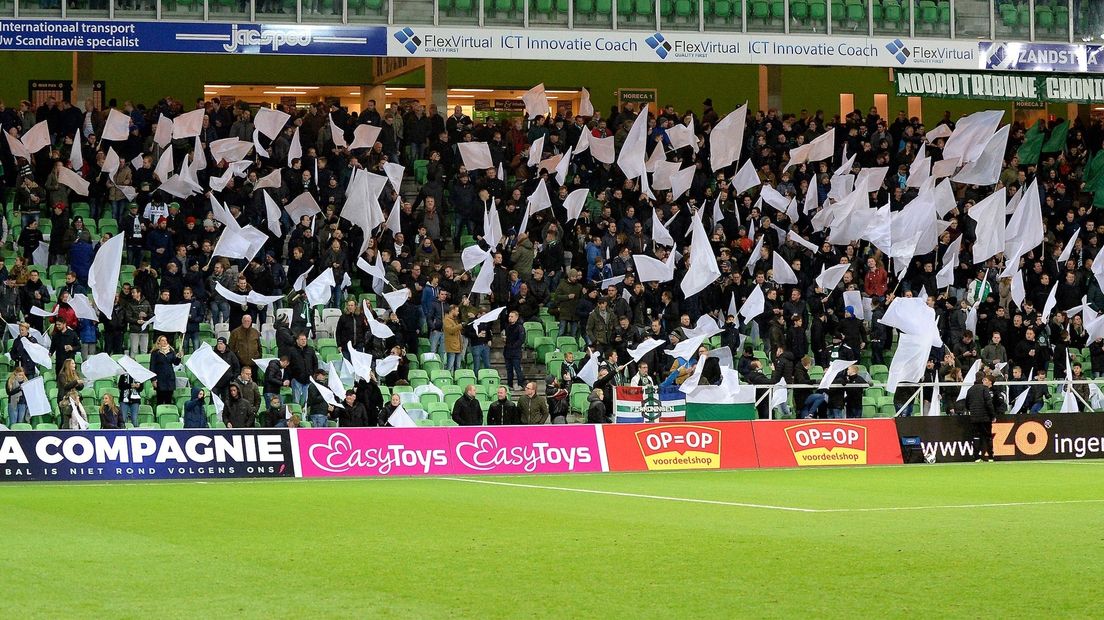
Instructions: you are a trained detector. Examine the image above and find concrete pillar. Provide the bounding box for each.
[72,52,94,109]
[758,65,782,113]
[359,84,387,116]
[425,58,448,116]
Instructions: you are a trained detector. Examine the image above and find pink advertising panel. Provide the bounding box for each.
[295,426,604,477]
[296,427,454,477]
[447,425,604,475]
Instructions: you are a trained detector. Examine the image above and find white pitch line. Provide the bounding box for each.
[444,477,1104,514]
[817,499,1104,513]
[442,477,818,513]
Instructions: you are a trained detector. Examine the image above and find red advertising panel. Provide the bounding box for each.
[602,422,759,472]
[752,419,903,467]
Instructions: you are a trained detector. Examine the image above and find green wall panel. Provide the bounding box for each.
[0,52,372,105]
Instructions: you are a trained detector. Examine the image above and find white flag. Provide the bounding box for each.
[101,109,131,142]
[118,355,157,383]
[152,303,191,333]
[171,108,206,140]
[56,167,89,196]
[771,253,798,285]
[617,103,650,181]
[68,135,83,171]
[739,285,765,322]
[522,83,550,120]
[818,359,856,390]
[578,87,594,117]
[680,210,720,298]
[287,126,303,166]
[304,268,336,307]
[186,343,230,391]
[153,114,174,148]
[590,135,615,164]
[731,158,760,195]
[815,263,849,291]
[458,142,494,170]
[89,232,124,320]
[709,103,747,172]
[254,107,291,140]
[22,376,51,417]
[82,353,122,382]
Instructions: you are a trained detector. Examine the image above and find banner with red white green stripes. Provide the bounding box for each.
[614,386,686,423]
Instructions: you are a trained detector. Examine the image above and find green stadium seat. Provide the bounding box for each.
[408,369,429,388]
[35,422,59,430]
[790,0,809,20]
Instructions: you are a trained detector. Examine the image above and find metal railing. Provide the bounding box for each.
[2,0,1089,43]
[751,378,1100,419]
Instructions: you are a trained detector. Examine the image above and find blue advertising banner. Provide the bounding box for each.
[0,19,387,55]
[980,41,1104,73]
[0,429,296,481]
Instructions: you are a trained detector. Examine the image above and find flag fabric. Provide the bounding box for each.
[186,343,230,390]
[944,110,1003,164]
[522,83,550,120]
[709,103,747,172]
[1017,120,1045,165]
[579,87,594,117]
[681,210,720,298]
[1085,151,1104,189]
[1042,120,1069,153]
[613,386,687,423]
[89,232,125,320]
[101,110,131,142]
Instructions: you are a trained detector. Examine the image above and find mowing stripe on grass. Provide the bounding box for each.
[442,476,819,513]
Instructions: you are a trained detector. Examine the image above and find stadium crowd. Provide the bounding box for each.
[0,90,1100,430]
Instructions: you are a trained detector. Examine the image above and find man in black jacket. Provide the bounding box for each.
[844,365,868,419]
[503,311,526,390]
[338,390,369,427]
[744,360,777,420]
[452,384,483,426]
[263,356,290,405]
[967,374,996,462]
[487,386,518,425]
[49,320,80,373]
[287,332,319,407]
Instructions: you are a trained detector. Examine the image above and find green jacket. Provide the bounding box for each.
[552,279,582,320]
[516,394,549,425]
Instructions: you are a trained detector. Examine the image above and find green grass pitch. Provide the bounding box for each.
[5,462,1103,618]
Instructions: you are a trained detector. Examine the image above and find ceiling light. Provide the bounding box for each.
[451,88,494,92]
[276,86,320,90]
[546,97,558,100]
[263,91,307,95]
[348,92,361,96]
[449,95,475,98]
[387,87,408,91]
[385,92,395,96]
[203,91,218,95]
[205,85,232,88]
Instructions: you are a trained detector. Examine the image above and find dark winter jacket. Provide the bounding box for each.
[183,388,208,428]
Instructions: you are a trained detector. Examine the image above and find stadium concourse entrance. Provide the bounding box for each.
[202,82,588,122]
